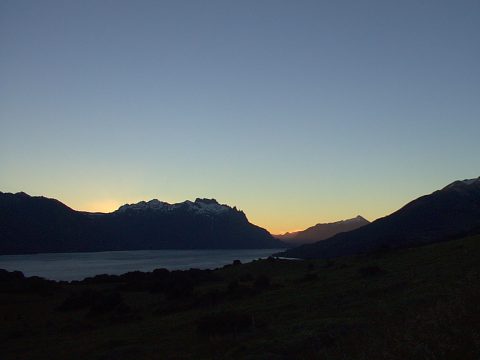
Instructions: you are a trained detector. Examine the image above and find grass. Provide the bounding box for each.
[1,234,480,359]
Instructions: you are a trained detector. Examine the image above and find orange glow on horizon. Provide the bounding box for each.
[77,200,308,234]
[269,229,305,235]
[67,197,380,236]
[78,199,123,214]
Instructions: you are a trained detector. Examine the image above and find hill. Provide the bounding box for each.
[276,215,369,244]
[2,233,480,359]
[0,192,284,254]
[279,177,480,259]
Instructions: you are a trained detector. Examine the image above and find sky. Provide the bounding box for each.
[1,0,479,234]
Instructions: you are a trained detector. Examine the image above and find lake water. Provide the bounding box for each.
[0,249,281,281]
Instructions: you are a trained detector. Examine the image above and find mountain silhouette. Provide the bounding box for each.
[0,193,284,254]
[279,177,480,259]
[275,216,369,245]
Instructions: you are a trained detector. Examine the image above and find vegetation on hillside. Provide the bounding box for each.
[1,234,480,359]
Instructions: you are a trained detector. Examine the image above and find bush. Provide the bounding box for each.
[119,271,148,283]
[358,265,384,278]
[0,270,57,294]
[298,273,318,282]
[88,292,128,316]
[164,273,195,299]
[226,279,253,299]
[24,276,57,295]
[254,275,270,290]
[197,310,254,336]
[0,269,24,282]
[324,260,335,268]
[58,290,129,316]
[202,288,223,307]
[152,268,170,279]
[228,279,239,292]
[57,289,100,311]
[239,273,254,282]
[82,274,120,284]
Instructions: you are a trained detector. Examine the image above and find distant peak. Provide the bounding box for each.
[194,198,219,205]
[15,191,31,197]
[117,199,170,212]
[117,197,230,215]
[317,216,370,226]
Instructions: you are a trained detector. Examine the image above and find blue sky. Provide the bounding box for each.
[1,0,479,233]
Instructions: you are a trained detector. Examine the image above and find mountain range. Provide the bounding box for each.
[0,193,284,254]
[279,177,480,259]
[2,176,479,257]
[275,215,370,245]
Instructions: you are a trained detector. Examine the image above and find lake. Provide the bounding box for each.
[0,249,281,281]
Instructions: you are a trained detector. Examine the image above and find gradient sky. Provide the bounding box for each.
[1,0,479,233]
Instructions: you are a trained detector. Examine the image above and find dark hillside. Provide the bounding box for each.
[0,193,284,254]
[1,233,480,359]
[280,177,480,259]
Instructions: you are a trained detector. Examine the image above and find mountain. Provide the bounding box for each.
[275,216,369,245]
[0,193,285,254]
[279,177,480,259]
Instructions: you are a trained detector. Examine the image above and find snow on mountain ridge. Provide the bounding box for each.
[443,177,480,190]
[461,178,480,185]
[116,198,231,215]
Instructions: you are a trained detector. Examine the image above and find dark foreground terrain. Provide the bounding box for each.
[2,234,480,359]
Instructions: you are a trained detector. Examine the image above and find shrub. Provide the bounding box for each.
[24,276,58,295]
[88,292,128,316]
[82,274,120,284]
[0,269,24,282]
[197,310,254,336]
[57,289,100,311]
[254,275,271,290]
[152,268,170,279]
[228,279,239,293]
[358,265,384,278]
[165,273,195,299]
[239,273,254,282]
[324,260,335,268]
[119,271,148,283]
[58,290,129,316]
[0,270,57,294]
[299,273,318,282]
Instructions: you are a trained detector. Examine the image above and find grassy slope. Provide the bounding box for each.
[2,234,480,359]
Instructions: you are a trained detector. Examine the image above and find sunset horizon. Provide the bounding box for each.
[2,1,480,358]
[3,174,478,234]
[2,1,479,236]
